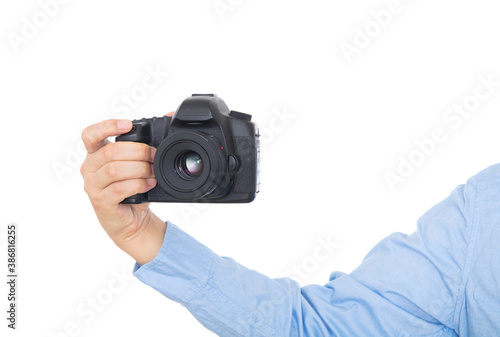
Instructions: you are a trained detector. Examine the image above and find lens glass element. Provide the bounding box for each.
[175,151,203,179]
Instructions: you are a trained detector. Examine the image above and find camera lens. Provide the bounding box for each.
[175,151,203,180]
[154,132,227,200]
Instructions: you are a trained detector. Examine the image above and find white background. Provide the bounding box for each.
[1,0,500,336]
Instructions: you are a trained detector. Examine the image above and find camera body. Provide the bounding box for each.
[115,94,260,203]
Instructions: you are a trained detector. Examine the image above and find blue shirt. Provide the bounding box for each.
[133,163,500,336]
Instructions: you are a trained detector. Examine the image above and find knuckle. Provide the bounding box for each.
[106,161,119,177]
[105,119,115,130]
[83,181,92,195]
[81,127,90,145]
[147,163,154,176]
[80,162,86,177]
[103,143,116,160]
[82,174,98,196]
[92,193,104,209]
[88,188,101,202]
[113,182,126,196]
[103,119,117,135]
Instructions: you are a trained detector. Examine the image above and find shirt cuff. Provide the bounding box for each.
[133,221,215,305]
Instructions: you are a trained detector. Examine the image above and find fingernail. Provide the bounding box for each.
[151,147,157,160]
[117,120,132,131]
[147,178,157,187]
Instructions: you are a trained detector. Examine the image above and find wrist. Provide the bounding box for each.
[116,213,167,266]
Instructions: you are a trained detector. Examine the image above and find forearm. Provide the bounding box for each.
[133,221,460,337]
[133,222,296,336]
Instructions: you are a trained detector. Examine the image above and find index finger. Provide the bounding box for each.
[82,119,133,154]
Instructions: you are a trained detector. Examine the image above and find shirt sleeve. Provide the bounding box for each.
[133,167,482,336]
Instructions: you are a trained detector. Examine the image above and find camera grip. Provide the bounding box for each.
[115,121,152,204]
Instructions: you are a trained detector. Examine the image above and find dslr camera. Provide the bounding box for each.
[116,94,260,203]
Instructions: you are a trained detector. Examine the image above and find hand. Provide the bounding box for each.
[80,119,167,265]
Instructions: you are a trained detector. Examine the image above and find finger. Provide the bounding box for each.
[91,161,155,191]
[82,119,133,154]
[166,111,175,117]
[97,178,157,207]
[85,142,156,172]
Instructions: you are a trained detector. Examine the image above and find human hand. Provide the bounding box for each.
[80,119,167,265]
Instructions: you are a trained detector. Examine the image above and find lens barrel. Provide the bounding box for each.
[153,132,226,200]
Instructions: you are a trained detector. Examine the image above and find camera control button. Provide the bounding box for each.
[230,110,252,121]
[192,93,216,97]
[228,155,238,172]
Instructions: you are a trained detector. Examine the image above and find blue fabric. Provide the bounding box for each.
[133,163,500,336]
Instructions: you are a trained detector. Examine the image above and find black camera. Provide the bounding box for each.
[115,94,260,203]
